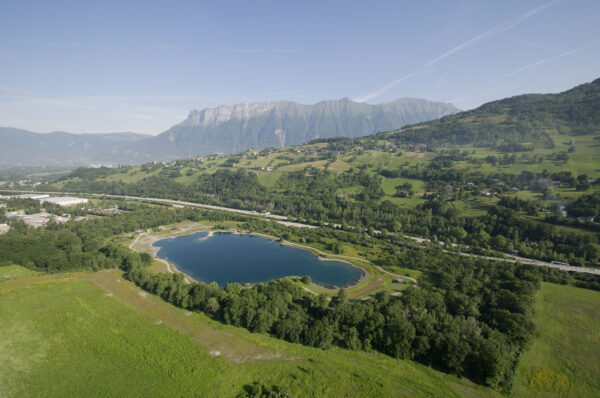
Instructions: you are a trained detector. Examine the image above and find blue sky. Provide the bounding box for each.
[1,0,599,134]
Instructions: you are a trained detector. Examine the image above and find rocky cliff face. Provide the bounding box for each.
[184,102,278,126]
[0,97,459,166]
[130,98,459,159]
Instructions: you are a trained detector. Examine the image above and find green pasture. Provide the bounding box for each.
[511,283,600,397]
[0,269,495,398]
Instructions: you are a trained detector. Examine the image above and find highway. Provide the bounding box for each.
[3,189,599,276]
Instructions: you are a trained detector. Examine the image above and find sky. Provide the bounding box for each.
[0,0,599,135]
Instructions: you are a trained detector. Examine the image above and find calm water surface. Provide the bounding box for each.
[153,232,364,288]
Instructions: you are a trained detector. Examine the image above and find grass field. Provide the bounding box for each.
[2,267,599,397]
[511,283,600,397]
[0,266,497,398]
[0,265,39,280]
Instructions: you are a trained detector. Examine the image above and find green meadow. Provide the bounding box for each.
[0,266,496,398]
[2,265,599,397]
[511,283,600,397]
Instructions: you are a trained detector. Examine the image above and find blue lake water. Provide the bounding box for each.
[153,232,365,288]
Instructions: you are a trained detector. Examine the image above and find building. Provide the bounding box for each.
[41,197,89,207]
[15,194,50,200]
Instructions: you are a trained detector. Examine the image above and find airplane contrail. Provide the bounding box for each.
[353,72,420,103]
[425,0,560,67]
[509,37,599,63]
[497,40,600,80]
[354,0,560,103]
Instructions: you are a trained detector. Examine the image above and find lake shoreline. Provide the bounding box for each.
[246,231,368,287]
[143,229,368,290]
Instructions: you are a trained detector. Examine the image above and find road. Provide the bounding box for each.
[4,189,599,276]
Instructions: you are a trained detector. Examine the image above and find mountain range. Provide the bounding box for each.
[133,98,459,159]
[0,97,458,167]
[0,128,151,167]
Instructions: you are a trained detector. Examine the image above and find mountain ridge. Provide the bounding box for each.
[0,97,458,167]
[0,128,151,167]
[134,97,459,159]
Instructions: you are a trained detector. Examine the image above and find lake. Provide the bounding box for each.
[153,232,365,288]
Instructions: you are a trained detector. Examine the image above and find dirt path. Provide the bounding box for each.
[128,232,142,250]
[301,286,318,296]
[348,277,386,299]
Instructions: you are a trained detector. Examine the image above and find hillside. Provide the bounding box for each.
[512,283,600,397]
[40,79,600,271]
[383,78,600,150]
[1,253,598,396]
[0,266,497,397]
[3,78,599,397]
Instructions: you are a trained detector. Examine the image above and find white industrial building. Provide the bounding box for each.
[15,194,50,200]
[42,197,89,206]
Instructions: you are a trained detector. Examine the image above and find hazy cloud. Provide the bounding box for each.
[0,91,203,134]
[5,39,81,48]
